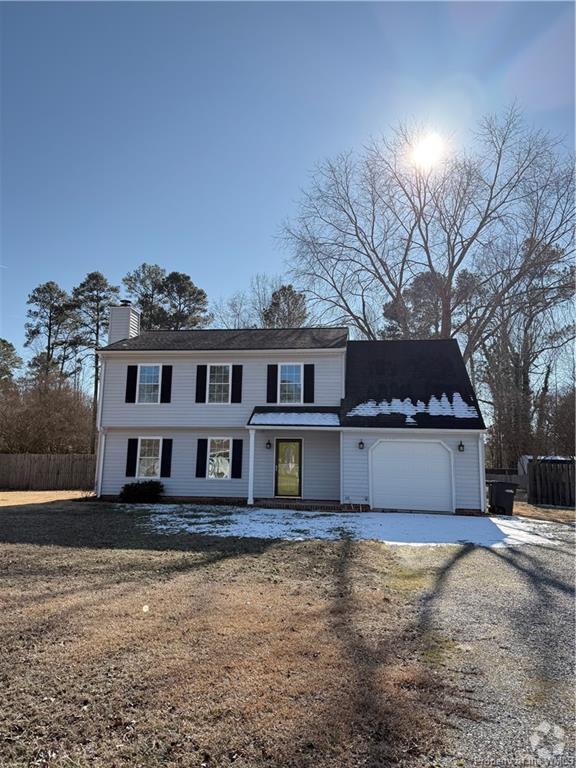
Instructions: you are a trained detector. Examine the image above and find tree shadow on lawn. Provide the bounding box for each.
[0,498,277,555]
[255,537,474,767]
[414,542,575,706]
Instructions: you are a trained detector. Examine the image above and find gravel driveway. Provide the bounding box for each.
[396,530,575,766]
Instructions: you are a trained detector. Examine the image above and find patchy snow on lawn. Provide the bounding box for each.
[133,505,571,548]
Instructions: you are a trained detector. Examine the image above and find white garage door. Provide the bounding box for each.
[370,440,453,513]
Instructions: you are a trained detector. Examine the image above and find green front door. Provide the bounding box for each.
[275,439,302,497]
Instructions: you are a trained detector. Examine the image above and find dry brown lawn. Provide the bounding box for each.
[513,499,575,525]
[0,497,468,768]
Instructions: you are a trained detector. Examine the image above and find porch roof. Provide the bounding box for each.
[248,406,341,428]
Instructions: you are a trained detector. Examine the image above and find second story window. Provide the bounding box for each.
[137,365,160,403]
[279,363,302,404]
[208,364,231,403]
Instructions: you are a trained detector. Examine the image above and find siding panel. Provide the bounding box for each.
[101,352,344,429]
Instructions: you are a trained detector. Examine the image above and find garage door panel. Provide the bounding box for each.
[371,440,453,513]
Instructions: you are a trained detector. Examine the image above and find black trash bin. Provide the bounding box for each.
[487,481,518,516]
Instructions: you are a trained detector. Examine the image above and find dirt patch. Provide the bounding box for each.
[0,501,465,768]
[0,490,94,507]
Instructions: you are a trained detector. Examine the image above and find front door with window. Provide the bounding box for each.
[275,439,302,497]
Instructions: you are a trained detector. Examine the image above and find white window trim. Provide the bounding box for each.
[136,364,161,404]
[277,362,304,405]
[207,436,232,480]
[136,436,163,480]
[206,363,232,405]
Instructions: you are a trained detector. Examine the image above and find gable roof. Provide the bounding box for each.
[100,327,348,352]
[341,339,485,430]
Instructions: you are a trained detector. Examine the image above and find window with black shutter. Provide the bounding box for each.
[160,366,172,403]
[196,438,208,477]
[125,366,137,403]
[231,439,243,478]
[125,438,138,476]
[160,439,173,477]
[303,364,315,403]
[231,365,243,403]
[195,365,207,403]
[267,364,278,403]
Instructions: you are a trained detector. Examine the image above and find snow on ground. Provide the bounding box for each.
[132,505,572,548]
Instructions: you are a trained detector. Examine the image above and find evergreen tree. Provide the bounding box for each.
[262,284,307,328]
[72,271,120,451]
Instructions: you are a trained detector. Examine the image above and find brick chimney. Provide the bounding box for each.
[108,300,141,344]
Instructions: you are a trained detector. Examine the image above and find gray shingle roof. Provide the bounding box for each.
[100,327,348,352]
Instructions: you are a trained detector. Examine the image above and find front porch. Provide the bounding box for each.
[245,408,342,506]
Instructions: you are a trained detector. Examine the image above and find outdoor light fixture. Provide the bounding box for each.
[266,440,272,450]
[458,441,465,452]
[358,440,365,450]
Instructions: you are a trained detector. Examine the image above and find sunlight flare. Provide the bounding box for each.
[411,132,445,171]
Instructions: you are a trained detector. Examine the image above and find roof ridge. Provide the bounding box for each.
[139,326,348,333]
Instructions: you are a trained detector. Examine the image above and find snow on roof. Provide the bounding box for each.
[347,392,479,424]
[250,411,340,427]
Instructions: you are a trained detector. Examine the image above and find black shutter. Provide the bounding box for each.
[231,439,243,479]
[231,365,243,403]
[303,364,315,403]
[126,438,138,477]
[125,366,137,403]
[267,364,278,403]
[160,439,173,478]
[196,438,208,478]
[160,366,172,403]
[195,365,207,403]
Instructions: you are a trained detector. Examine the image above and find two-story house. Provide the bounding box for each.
[96,301,486,513]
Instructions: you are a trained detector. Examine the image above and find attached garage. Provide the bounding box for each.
[369,439,454,513]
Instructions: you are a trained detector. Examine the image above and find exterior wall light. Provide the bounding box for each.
[358,440,365,450]
[266,440,272,450]
[458,441,465,452]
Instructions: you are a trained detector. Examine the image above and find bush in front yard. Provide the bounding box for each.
[119,480,164,503]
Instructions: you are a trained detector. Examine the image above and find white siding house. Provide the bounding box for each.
[96,304,486,513]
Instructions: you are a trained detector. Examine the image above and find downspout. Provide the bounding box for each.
[95,357,106,497]
[478,432,486,513]
[339,430,344,504]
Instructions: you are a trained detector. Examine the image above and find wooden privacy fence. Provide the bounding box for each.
[528,461,575,508]
[0,454,96,491]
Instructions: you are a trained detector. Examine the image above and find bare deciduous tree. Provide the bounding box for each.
[211,273,283,328]
[285,107,574,362]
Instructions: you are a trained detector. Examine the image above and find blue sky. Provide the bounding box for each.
[1,1,574,355]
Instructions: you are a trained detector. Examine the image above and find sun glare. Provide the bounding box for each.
[411,132,445,171]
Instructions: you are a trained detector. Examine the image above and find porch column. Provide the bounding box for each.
[247,428,255,505]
